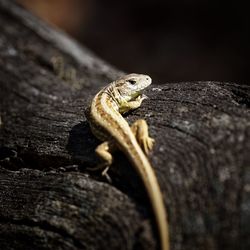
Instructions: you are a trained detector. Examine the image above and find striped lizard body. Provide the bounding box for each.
[85,73,170,250]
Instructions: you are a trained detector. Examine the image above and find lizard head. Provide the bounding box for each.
[115,73,152,101]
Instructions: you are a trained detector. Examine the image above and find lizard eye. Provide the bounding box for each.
[127,79,137,85]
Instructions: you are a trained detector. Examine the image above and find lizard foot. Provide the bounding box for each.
[139,136,155,155]
[86,141,115,183]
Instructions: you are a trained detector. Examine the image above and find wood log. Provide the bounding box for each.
[0,1,250,249]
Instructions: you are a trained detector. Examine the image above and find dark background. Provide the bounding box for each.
[19,0,250,84]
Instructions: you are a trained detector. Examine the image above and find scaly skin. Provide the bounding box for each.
[85,73,170,250]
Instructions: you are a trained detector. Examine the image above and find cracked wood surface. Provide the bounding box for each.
[0,1,250,249]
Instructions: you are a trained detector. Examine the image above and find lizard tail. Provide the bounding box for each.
[125,143,170,250]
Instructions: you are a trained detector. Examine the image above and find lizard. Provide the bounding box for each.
[85,73,170,250]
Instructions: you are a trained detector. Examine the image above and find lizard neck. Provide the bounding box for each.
[102,83,120,109]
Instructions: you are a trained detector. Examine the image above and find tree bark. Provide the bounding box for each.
[0,1,250,249]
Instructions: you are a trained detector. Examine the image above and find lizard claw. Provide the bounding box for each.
[135,94,148,102]
[101,166,112,183]
[141,94,149,100]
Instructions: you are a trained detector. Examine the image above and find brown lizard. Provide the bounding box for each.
[85,73,170,250]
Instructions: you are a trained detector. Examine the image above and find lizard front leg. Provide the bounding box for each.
[131,119,155,155]
[119,95,148,114]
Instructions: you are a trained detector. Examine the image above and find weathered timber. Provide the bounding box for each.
[0,1,250,249]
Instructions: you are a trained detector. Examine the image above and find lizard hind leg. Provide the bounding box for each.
[90,141,116,182]
[131,119,155,155]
